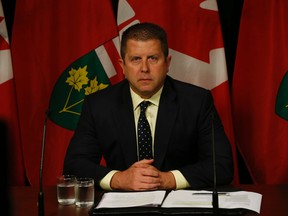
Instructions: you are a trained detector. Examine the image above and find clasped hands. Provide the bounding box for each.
[110,159,176,191]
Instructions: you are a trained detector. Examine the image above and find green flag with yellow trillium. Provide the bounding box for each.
[49,50,110,130]
[276,71,288,121]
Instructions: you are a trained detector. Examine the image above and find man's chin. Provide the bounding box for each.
[139,85,153,92]
[138,88,154,98]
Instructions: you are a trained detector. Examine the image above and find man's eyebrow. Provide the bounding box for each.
[148,54,159,57]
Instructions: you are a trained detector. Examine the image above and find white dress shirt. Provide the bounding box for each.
[100,87,190,190]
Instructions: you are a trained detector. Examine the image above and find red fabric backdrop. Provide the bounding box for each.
[11,0,119,185]
[232,0,288,184]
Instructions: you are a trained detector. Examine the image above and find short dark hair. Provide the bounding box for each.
[120,22,169,59]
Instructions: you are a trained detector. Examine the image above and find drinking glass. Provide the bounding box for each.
[75,177,94,207]
[57,175,76,205]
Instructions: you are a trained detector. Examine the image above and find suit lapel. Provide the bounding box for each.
[114,78,178,169]
[115,81,138,167]
[154,78,178,169]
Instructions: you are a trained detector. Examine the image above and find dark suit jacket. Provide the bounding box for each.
[63,76,233,189]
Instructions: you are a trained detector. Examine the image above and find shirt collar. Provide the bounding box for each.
[130,87,163,110]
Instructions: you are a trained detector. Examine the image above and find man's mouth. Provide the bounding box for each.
[139,78,152,81]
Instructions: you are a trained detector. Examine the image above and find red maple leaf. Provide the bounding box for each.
[0,16,10,50]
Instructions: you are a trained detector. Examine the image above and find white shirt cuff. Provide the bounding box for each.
[171,170,191,189]
[99,170,119,191]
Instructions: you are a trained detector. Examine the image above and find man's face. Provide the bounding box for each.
[119,39,171,99]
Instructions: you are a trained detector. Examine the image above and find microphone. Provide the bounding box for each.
[38,110,49,216]
[211,110,219,214]
[209,108,246,215]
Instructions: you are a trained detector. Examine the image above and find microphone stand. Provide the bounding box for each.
[211,112,219,214]
[38,111,48,216]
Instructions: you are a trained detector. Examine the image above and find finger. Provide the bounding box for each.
[137,185,159,191]
[141,168,159,177]
[140,175,160,184]
[133,160,155,169]
[134,159,154,166]
[138,178,161,190]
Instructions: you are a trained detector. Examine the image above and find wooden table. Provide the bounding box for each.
[8,184,288,215]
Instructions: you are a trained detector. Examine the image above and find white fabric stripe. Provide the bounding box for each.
[168,48,227,90]
[112,36,121,56]
[0,1,9,43]
[95,45,117,79]
[200,0,218,11]
[117,0,135,26]
[0,2,13,84]
[0,47,13,84]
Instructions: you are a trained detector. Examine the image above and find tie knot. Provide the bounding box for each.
[140,101,150,112]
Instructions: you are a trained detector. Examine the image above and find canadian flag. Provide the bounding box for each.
[116,0,239,183]
[0,0,25,185]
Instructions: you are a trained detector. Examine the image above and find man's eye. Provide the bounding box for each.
[148,56,158,63]
[130,57,141,64]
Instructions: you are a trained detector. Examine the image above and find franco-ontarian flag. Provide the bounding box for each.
[49,44,121,130]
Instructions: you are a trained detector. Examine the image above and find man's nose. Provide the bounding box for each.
[141,60,149,72]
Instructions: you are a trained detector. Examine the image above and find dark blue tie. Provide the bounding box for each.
[138,101,152,160]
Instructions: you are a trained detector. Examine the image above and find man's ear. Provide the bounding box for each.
[166,55,172,73]
[118,59,125,76]
[118,58,124,69]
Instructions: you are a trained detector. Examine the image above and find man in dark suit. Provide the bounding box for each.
[63,22,233,191]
